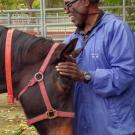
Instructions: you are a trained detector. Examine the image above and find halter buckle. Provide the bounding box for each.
[46,109,57,119]
[34,72,44,82]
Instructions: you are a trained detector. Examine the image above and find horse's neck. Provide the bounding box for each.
[0,27,7,72]
[0,27,8,91]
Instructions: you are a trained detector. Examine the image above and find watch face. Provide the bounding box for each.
[84,72,91,82]
[85,74,91,80]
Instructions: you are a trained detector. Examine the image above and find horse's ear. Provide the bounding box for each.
[71,47,82,58]
[57,38,83,62]
[60,38,78,57]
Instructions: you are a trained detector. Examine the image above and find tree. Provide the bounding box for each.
[0,0,17,10]
[0,0,40,10]
[19,0,35,9]
[46,0,63,8]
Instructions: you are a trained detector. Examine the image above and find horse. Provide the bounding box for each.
[0,25,79,135]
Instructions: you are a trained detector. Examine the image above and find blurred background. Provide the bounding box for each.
[0,0,135,41]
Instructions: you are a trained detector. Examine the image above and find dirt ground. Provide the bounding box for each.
[0,93,38,135]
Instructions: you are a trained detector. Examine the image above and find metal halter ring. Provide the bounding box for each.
[34,72,44,82]
[46,109,57,119]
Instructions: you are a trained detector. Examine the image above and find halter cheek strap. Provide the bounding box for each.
[18,43,75,125]
[5,29,15,104]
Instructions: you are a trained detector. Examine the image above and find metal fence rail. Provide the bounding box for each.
[0,5,135,41]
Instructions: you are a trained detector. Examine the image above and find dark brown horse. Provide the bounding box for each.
[0,26,79,135]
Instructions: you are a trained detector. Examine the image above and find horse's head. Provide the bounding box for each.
[46,38,79,103]
[16,37,80,134]
[0,26,80,135]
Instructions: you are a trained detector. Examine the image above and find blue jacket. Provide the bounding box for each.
[64,13,135,135]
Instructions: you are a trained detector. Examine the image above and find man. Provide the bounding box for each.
[56,0,135,135]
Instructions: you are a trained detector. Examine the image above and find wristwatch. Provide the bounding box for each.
[83,72,91,83]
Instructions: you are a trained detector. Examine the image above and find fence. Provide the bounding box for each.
[0,8,74,41]
[0,5,135,41]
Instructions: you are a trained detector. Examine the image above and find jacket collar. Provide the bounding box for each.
[75,10,104,38]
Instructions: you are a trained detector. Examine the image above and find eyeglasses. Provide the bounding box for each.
[64,0,78,10]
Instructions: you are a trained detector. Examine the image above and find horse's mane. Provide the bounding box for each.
[12,29,54,65]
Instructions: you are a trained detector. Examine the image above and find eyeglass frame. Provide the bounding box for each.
[64,0,78,10]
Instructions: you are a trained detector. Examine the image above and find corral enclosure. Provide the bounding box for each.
[0,4,135,41]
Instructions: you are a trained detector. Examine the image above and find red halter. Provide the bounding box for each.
[5,29,74,125]
[5,29,15,104]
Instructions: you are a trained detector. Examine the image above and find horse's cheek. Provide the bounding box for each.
[55,122,72,135]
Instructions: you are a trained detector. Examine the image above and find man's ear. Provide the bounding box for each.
[60,38,78,58]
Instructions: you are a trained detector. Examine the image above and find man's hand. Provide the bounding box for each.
[56,62,84,82]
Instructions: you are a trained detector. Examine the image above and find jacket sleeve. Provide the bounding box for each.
[91,21,135,97]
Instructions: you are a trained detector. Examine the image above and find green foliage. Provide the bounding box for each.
[46,0,63,8]
[2,123,37,135]
[0,0,39,10]
[100,0,135,31]
[2,129,21,135]
[101,0,122,6]
[0,0,17,10]
[0,0,64,9]
[0,104,38,135]
[33,0,40,8]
